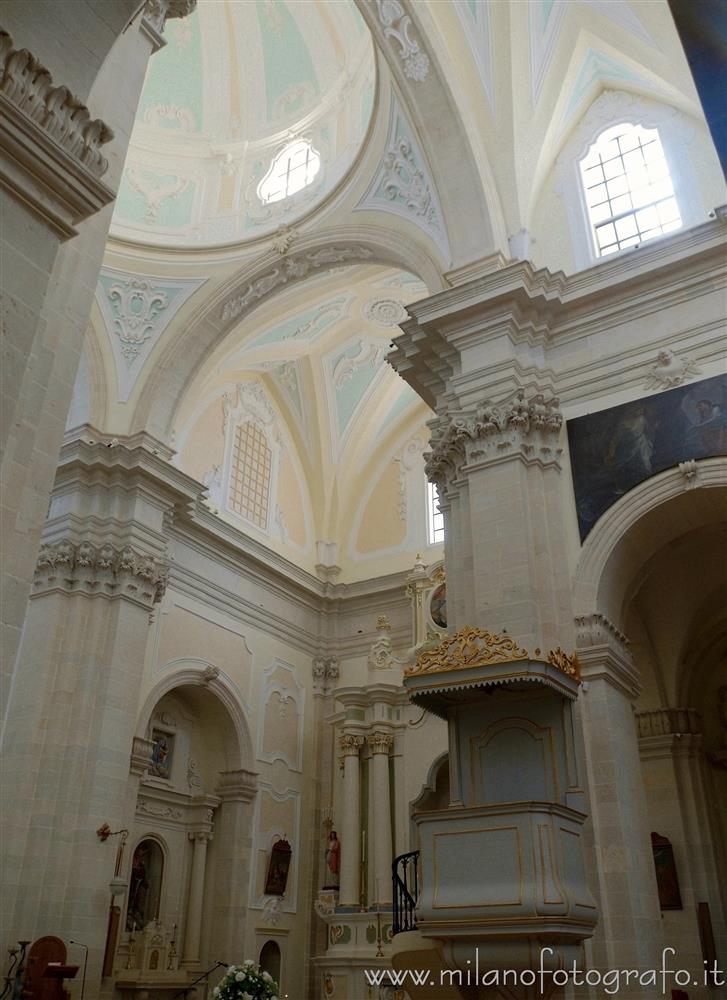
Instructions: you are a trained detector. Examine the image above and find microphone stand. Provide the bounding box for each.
[171,961,227,1000]
[69,943,88,1000]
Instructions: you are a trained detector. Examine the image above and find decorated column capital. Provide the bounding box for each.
[425,386,563,494]
[367,731,394,755]
[216,768,258,803]
[575,612,640,698]
[313,655,339,697]
[34,538,168,608]
[142,0,197,50]
[188,830,213,845]
[339,733,365,757]
[0,29,115,238]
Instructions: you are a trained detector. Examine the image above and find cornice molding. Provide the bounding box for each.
[389,211,727,407]
[0,30,115,238]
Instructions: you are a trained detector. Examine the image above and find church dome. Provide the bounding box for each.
[110,0,376,248]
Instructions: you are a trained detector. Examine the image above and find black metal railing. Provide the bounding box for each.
[392,850,420,934]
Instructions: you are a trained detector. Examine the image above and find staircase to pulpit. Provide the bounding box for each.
[391,627,598,1000]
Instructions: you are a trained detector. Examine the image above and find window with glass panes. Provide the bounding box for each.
[427,481,444,545]
[580,123,681,257]
[228,422,272,529]
[258,139,321,204]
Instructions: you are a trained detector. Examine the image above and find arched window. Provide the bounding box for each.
[580,123,681,257]
[258,139,321,204]
[427,481,444,545]
[228,421,272,529]
[126,839,164,931]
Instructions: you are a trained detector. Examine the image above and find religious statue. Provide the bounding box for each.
[126,846,149,930]
[323,830,340,889]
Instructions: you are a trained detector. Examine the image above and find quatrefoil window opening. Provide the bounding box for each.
[258,139,321,205]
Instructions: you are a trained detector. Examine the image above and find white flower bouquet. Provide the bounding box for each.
[213,962,279,1000]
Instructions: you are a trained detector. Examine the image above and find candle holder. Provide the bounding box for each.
[125,928,136,971]
[375,911,384,958]
[167,923,177,971]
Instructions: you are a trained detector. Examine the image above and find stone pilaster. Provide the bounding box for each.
[422,386,570,653]
[367,732,394,907]
[338,733,364,908]
[575,613,663,977]
[0,437,201,983]
[208,770,258,958]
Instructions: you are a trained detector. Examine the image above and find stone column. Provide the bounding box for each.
[183,832,213,968]
[338,733,364,908]
[576,613,664,976]
[368,732,394,907]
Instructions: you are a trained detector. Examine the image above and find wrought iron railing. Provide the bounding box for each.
[392,850,420,934]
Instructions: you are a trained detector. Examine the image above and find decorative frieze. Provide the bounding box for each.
[425,387,563,491]
[313,656,339,697]
[574,613,639,698]
[34,539,168,606]
[221,247,374,323]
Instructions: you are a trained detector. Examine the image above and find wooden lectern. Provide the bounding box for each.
[22,937,77,1000]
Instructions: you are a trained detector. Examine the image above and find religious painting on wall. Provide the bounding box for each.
[323,830,340,890]
[568,373,727,540]
[150,729,173,779]
[429,583,447,630]
[651,832,682,910]
[264,838,292,896]
[126,838,164,930]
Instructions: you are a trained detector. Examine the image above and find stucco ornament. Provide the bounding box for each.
[644,349,701,390]
[376,0,430,82]
[363,298,408,327]
[106,278,169,364]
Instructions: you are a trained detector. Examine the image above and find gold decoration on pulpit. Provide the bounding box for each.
[546,646,581,681]
[405,626,529,676]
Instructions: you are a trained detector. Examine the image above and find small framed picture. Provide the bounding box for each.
[150,729,174,779]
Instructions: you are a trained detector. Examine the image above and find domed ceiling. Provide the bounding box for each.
[111,0,376,247]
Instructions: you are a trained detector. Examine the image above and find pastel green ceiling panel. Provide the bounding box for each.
[137,9,204,131]
[256,0,320,120]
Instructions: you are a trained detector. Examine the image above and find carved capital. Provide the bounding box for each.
[575,613,639,698]
[339,733,364,757]
[425,387,563,492]
[367,731,394,755]
[188,830,213,845]
[0,30,115,237]
[34,538,168,608]
[216,768,258,803]
[313,655,339,697]
[142,0,197,36]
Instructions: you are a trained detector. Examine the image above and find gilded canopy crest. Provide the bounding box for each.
[405,626,529,677]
